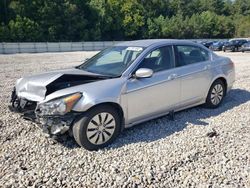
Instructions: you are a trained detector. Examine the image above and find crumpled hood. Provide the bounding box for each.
[15,68,105,101]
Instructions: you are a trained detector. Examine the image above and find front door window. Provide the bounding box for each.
[137,46,174,72]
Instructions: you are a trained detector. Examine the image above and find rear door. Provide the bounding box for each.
[173,45,213,107]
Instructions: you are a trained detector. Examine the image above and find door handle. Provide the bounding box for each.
[204,65,211,70]
[168,74,177,80]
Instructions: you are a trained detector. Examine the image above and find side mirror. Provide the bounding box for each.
[135,68,153,78]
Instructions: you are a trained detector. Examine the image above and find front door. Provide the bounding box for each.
[125,46,181,124]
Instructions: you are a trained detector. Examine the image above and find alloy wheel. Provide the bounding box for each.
[86,112,116,145]
[211,84,224,105]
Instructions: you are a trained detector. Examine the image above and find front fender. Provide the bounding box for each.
[71,78,127,112]
[73,93,121,112]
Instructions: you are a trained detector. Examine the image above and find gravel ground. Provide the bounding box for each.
[0,51,249,188]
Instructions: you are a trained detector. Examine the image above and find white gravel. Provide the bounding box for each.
[0,51,249,187]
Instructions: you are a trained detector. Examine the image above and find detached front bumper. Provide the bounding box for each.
[10,88,79,136]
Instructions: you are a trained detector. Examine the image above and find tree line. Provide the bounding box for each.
[0,0,250,42]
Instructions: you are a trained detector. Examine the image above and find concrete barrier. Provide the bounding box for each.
[1,39,239,54]
[0,41,123,54]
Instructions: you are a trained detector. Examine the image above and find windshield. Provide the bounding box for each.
[244,42,250,46]
[214,41,224,45]
[229,40,246,44]
[78,46,144,77]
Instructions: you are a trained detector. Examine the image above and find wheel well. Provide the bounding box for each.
[215,77,227,94]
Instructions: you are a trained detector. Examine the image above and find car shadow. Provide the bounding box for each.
[55,88,250,149]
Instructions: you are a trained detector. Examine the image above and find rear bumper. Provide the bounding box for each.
[223,46,234,51]
[241,47,250,51]
[210,47,222,51]
[227,69,235,93]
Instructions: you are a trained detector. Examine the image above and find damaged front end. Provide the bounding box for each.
[10,88,37,114]
[36,113,78,135]
[9,69,110,136]
[10,87,82,136]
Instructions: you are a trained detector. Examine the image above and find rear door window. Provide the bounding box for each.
[175,45,210,67]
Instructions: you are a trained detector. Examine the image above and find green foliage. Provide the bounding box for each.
[234,15,250,37]
[120,0,145,38]
[0,0,249,42]
[0,24,10,41]
[233,0,250,15]
[7,15,42,41]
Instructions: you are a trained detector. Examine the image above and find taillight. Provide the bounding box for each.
[229,59,235,69]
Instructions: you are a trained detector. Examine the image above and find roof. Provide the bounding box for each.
[115,39,196,47]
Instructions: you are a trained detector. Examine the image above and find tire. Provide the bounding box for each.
[72,105,121,150]
[205,79,226,109]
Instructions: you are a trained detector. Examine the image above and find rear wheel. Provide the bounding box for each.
[72,105,121,150]
[205,79,226,108]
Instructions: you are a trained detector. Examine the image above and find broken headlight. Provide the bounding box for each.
[37,93,82,116]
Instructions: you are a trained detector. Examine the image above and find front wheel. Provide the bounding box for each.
[72,105,121,150]
[205,79,226,108]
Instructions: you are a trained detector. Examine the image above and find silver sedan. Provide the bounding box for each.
[10,39,235,150]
